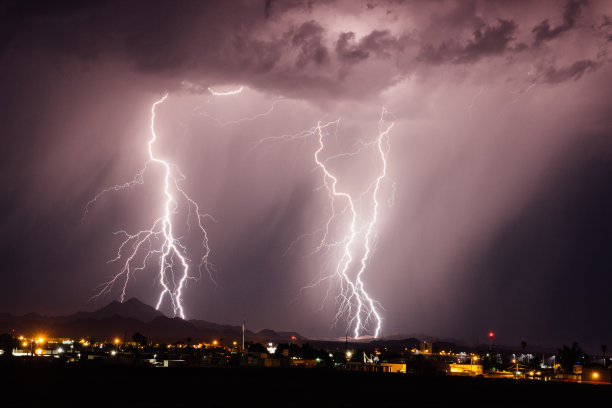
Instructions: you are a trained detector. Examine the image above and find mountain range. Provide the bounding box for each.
[0,298,561,353]
[0,298,303,344]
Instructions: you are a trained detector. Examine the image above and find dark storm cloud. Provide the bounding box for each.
[539,59,600,84]
[335,30,406,63]
[600,15,612,42]
[418,18,517,64]
[1,0,608,97]
[289,21,330,68]
[532,0,587,44]
[335,32,371,62]
[0,0,366,96]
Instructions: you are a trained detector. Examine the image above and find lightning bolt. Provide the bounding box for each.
[85,94,213,319]
[246,98,395,338]
[208,86,244,96]
[309,109,393,339]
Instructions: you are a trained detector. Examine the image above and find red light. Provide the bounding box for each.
[291,336,296,340]
[489,332,494,338]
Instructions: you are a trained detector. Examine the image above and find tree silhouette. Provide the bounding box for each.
[245,341,266,353]
[558,342,586,372]
[132,332,147,346]
[0,333,18,358]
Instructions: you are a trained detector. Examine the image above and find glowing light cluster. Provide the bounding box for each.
[85,94,213,319]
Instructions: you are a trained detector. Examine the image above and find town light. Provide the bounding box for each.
[35,348,43,356]
[114,338,120,344]
[212,340,218,346]
[593,372,599,380]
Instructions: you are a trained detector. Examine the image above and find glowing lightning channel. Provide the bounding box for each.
[279,108,395,338]
[86,94,213,319]
[208,86,244,96]
[305,109,394,339]
[251,104,395,338]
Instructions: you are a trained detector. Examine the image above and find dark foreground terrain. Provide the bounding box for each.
[1,361,611,407]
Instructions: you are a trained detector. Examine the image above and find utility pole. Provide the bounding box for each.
[345,329,349,355]
[241,320,245,351]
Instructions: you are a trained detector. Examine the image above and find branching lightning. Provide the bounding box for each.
[308,109,394,339]
[85,94,213,319]
[85,86,395,337]
[266,109,395,339]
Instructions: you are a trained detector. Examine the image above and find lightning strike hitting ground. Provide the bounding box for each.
[268,109,394,339]
[85,94,213,319]
[310,110,394,339]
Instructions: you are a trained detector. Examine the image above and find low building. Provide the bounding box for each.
[582,366,611,383]
[291,358,318,368]
[448,363,483,376]
[347,362,406,373]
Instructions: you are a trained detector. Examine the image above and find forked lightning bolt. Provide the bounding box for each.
[310,109,394,339]
[85,94,213,319]
[252,103,395,338]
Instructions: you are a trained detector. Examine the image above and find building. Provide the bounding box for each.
[582,366,611,383]
[347,362,406,373]
[448,363,483,376]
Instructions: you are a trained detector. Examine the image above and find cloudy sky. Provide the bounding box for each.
[1,0,611,351]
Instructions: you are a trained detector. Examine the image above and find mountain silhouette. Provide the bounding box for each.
[0,298,305,344]
[68,298,165,323]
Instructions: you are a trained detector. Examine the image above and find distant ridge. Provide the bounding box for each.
[67,298,165,323]
[0,300,561,352]
[0,298,306,344]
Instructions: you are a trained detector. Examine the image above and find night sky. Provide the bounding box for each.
[1,0,612,352]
